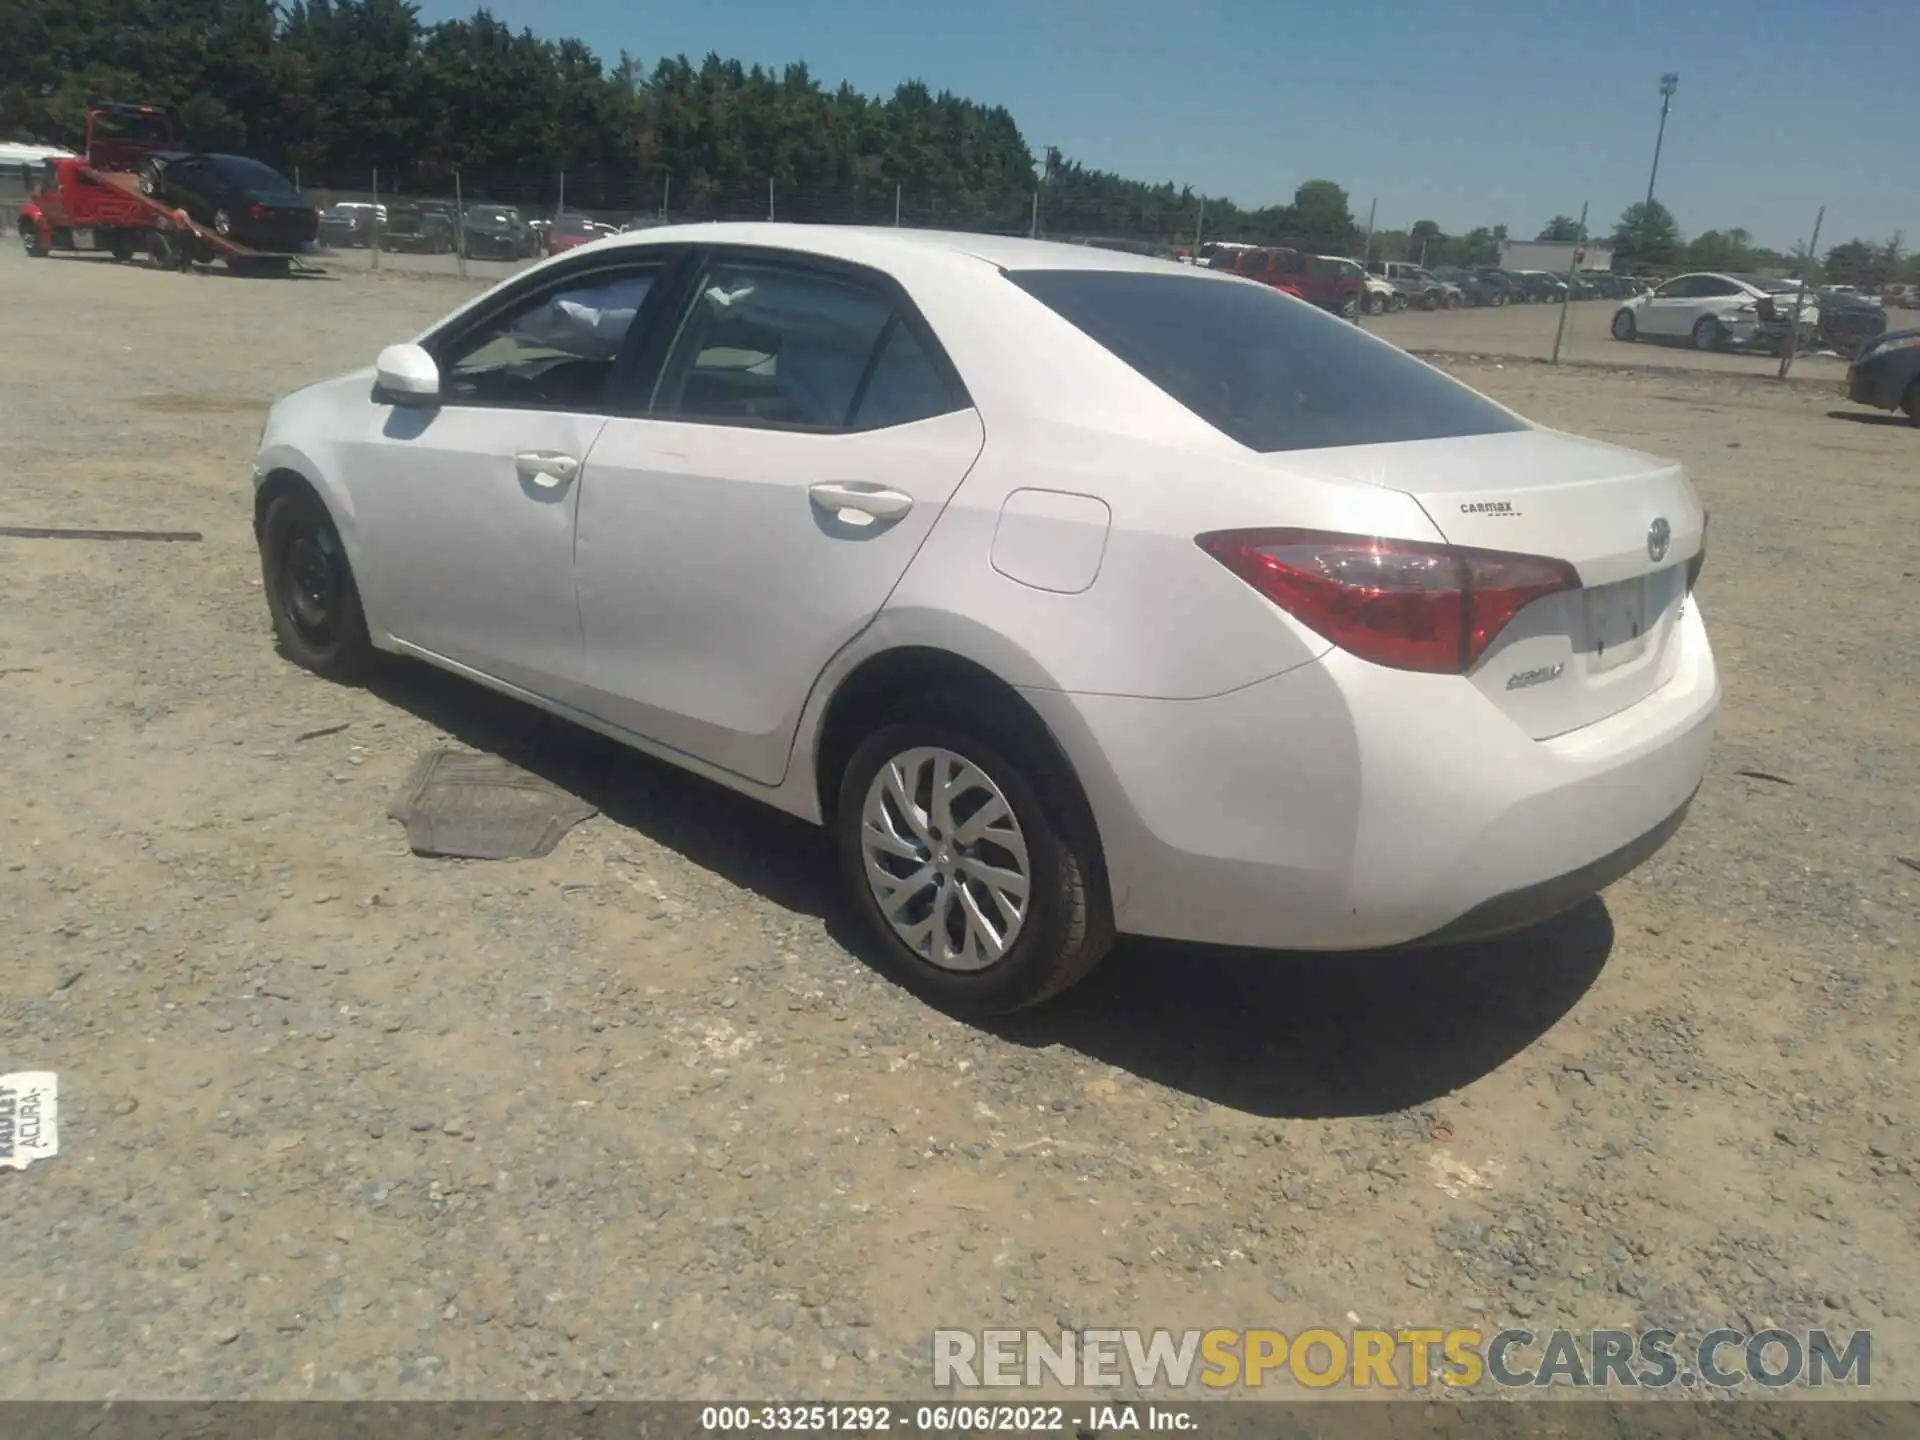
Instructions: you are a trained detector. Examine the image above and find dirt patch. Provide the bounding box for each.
[132,393,277,415]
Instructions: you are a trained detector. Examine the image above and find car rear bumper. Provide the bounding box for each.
[1023,600,1720,952]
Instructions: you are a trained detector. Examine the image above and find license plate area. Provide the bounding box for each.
[1584,575,1652,672]
[72,227,96,249]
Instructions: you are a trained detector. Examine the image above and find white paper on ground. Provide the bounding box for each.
[0,1071,59,1171]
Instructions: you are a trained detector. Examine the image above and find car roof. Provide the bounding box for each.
[579,221,1205,277]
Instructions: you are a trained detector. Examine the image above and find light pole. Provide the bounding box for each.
[1645,73,1678,209]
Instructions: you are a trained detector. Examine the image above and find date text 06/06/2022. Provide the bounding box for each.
[698,1404,1193,1432]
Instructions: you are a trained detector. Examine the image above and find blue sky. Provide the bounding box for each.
[412,0,1910,252]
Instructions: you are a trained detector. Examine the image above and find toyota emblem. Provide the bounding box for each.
[1647,517,1672,563]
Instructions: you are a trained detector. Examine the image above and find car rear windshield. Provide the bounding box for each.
[1006,269,1527,453]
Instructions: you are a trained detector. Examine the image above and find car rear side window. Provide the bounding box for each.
[1007,269,1527,453]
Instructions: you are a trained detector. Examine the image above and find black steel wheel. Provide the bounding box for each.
[260,488,373,682]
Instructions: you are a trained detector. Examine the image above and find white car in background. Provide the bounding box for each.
[250,225,1718,1013]
[1611,271,1817,352]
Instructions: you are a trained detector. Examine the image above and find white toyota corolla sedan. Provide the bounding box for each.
[253,223,1719,1012]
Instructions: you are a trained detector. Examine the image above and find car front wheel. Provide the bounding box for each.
[1692,317,1724,352]
[260,488,373,682]
[837,705,1113,1014]
[1611,309,1637,342]
[19,221,46,258]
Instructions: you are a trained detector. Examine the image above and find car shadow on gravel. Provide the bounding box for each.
[990,906,1613,1118]
[367,659,1615,1121]
[1825,408,1912,428]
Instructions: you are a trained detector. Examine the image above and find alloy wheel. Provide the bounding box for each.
[859,746,1031,971]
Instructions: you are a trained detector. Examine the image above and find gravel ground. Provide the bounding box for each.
[1,248,1915,1405]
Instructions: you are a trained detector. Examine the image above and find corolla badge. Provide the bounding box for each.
[1647,517,1672,563]
[1505,662,1565,692]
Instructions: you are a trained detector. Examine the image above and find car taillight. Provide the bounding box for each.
[1196,529,1580,675]
[247,203,267,220]
[1686,511,1708,593]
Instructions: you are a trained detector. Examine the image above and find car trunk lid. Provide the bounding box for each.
[1265,427,1705,739]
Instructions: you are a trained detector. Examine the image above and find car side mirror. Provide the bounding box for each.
[374,343,439,407]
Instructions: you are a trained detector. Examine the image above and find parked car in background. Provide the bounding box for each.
[1471,268,1532,304]
[1843,329,1920,423]
[318,202,385,248]
[381,204,454,255]
[1431,266,1505,306]
[1210,246,1362,315]
[1811,290,1889,355]
[250,223,1717,1013]
[1510,270,1568,303]
[1609,272,1819,352]
[142,153,318,252]
[1366,261,1454,309]
[1359,267,1400,314]
[545,211,603,255]
[460,204,536,260]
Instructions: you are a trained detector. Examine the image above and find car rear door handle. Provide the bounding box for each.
[515,451,580,489]
[809,482,913,525]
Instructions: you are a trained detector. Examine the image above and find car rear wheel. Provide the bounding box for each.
[260,488,373,683]
[837,703,1113,1015]
[1692,317,1724,352]
[1611,310,1636,342]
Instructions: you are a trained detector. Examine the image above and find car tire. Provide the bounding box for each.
[1611,310,1636,342]
[259,488,374,684]
[147,228,184,270]
[19,221,47,258]
[1903,379,1920,426]
[137,161,163,197]
[836,699,1113,1015]
[1692,317,1724,352]
[1493,293,1506,307]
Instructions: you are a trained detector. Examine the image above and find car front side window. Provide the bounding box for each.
[437,264,663,411]
[650,260,930,431]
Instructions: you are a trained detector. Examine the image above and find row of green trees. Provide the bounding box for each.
[4,0,1910,286]
[0,0,1358,242]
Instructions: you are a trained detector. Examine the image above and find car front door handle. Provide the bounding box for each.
[808,482,914,526]
[515,452,580,489]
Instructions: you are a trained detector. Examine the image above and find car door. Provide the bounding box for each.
[571,250,986,785]
[1639,276,1698,336]
[162,156,210,223]
[344,254,681,701]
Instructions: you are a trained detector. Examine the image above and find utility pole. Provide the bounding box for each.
[1646,73,1679,209]
[1778,205,1825,380]
[1551,201,1589,366]
[1192,197,1205,259]
[1361,197,1376,265]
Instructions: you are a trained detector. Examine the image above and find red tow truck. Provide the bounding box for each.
[17,104,304,274]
